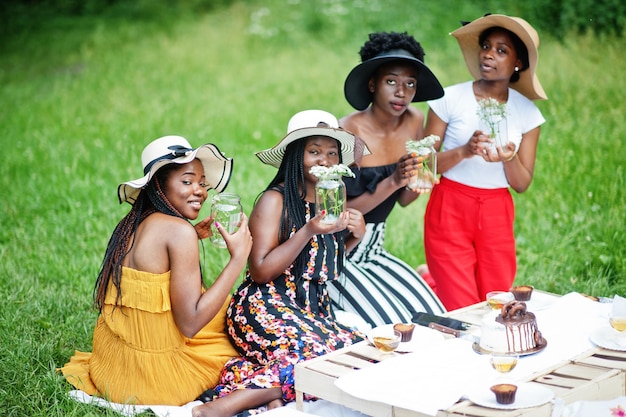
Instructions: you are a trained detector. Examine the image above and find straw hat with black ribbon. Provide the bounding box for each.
[118,135,232,205]
[451,14,547,101]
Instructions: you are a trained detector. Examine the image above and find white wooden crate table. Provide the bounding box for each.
[295,292,625,417]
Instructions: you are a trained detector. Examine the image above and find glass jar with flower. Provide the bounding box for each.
[477,98,508,152]
[405,134,440,191]
[309,164,355,224]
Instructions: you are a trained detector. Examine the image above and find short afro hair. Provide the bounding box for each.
[359,32,426,62]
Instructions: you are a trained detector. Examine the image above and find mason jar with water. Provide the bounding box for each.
[209,193,243,248]
[315,174,346,224]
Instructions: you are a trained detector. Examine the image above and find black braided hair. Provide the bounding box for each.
[478,26,529,83]
[262,137,345,298]
[359,31,426,62]
[267,140,309,273]
[93,164,197,312]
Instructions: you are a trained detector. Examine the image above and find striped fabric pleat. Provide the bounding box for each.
[329,222,445,327]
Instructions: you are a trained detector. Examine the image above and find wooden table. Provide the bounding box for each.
[295,297,626,417]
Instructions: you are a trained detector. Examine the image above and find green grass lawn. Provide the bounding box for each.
[0,0,624,415]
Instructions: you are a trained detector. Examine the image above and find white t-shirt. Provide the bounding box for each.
[428,81,545,189]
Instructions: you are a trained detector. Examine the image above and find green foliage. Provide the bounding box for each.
[519,0,626,38]
[1,0,236,16]
[0,0,624,415]
[0,0,238,38]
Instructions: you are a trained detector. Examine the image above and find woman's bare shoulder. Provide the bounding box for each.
[125,212,196,272]
[252,189,284,216]
[339,111,367,132]
[141,212,197,240]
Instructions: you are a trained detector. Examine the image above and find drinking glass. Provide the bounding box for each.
[609,295,626,338]
[609,314,626,349]
[610,316,626,332]
[371,328,402,353]
[209,193,243,248]
[490,351,519,380]
[486,291,514,311]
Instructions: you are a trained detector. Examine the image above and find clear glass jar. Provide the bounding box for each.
[315,174,346,225]
[209,193,243,248]
[479,111,508,152]
[407,146,437,191]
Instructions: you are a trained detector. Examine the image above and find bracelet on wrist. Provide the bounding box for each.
[504,151,518,162]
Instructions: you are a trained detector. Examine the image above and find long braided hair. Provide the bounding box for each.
[93,164,196,312]
[263,137,346,297]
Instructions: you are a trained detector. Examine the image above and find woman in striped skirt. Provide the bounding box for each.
[328,31,446,327]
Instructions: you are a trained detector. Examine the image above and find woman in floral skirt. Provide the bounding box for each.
[193,110,367,416]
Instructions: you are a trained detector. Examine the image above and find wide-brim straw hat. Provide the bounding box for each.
[451,14,547,100]
[118,135,232,204]
[344,49,444,111]
[255,109,370,168]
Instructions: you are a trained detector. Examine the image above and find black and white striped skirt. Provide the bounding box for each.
[330,222,445,327]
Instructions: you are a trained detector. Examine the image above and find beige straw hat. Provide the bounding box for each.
[118,135,232,204]
[451,14,547,100]
[255,110,370,168]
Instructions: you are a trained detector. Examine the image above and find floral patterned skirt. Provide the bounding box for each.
[212,279,364,406]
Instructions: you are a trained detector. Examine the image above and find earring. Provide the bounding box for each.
[514,66,519,72]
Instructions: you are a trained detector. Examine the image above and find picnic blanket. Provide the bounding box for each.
[68,389,368,417]
[69,389,626,417]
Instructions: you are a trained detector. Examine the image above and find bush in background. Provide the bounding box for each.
[2,0,625,39]
[519,0,626,38]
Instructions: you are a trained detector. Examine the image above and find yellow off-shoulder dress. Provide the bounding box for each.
[61,267,238,406]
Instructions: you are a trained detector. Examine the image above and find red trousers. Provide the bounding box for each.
[424,177,516,311]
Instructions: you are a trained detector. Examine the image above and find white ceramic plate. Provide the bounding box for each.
[467,382,553,410]
[472,337,547,356]
[367,324,445,353]
[524,292,556,312]
[590,326,626,351]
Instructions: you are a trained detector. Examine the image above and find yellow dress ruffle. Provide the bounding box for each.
[61,267,238,406]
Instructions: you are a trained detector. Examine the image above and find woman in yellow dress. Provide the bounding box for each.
[61,135,278,410]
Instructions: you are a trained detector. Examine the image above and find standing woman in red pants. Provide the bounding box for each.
[424,14,548,310]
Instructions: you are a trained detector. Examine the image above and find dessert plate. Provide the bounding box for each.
[367,324,445,353]
[590,326,626,351]
[524,292,556,311]
[472,338,547,356]
[467,382,553,410]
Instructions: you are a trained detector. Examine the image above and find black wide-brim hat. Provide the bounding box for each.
[344,49,444,111]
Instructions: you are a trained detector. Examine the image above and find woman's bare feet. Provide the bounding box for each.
[192,400,231,417]
[267,398,284,410]
[191,387,282,417]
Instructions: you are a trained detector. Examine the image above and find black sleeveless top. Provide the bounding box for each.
[344,163,402,224]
